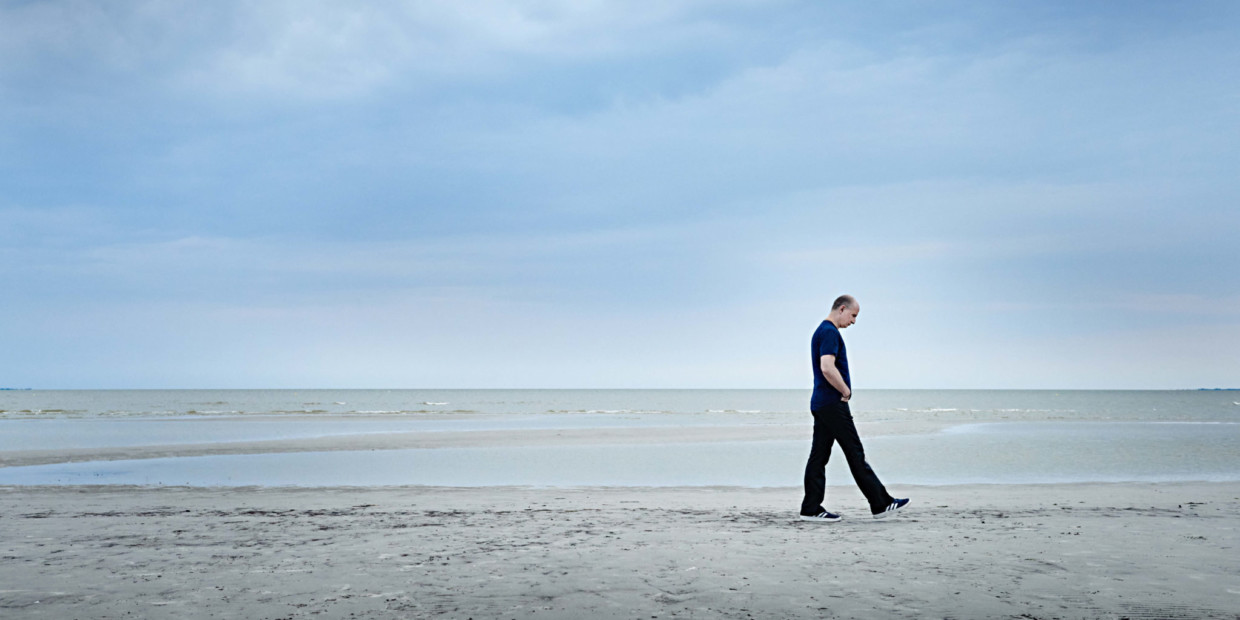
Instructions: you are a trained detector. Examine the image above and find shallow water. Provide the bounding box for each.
[3,389,1237,422]
[3,390,1237,487]
[0,412,731,452]
[2,420,1236,487]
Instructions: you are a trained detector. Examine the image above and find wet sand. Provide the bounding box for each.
[3,481,1237,619]
[0,419,948,469]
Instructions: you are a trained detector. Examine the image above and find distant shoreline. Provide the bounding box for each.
[4,387,1237,391]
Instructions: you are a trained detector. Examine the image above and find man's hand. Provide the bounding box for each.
[820,355,852,402]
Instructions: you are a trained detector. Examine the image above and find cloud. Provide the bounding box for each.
[1,0,782,102]
[3,1,1238,387]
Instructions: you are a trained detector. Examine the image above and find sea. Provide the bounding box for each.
[1,389,1237,487]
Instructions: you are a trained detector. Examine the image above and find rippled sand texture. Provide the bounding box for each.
[3,482,1237,619]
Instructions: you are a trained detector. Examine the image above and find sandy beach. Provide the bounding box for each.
[4,391,1239,618]
[3,481,1237,619]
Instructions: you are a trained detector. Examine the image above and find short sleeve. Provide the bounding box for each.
[818,328,841,358]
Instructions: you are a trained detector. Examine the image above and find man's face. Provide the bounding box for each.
[838,304,860,328]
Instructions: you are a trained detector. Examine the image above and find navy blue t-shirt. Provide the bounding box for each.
[810,320,850,410]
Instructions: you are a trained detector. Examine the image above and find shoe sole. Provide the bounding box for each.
[799,515,842,523]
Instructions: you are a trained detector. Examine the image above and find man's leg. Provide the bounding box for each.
[800,408,836,515]
[821,401,893,513]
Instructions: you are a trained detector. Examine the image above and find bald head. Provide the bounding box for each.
[832,295,857,311]
[829,295,859,329]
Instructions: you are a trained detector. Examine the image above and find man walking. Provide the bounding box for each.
[800,295,909,522]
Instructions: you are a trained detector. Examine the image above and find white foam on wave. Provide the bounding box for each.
[545,409,668,415]
[1147,421,1240,425]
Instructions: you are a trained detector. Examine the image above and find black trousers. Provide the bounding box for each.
[800,401,893,515]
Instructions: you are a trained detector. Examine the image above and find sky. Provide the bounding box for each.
[2,0,1238,389]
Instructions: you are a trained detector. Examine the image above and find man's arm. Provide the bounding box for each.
[820,355,851,401]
